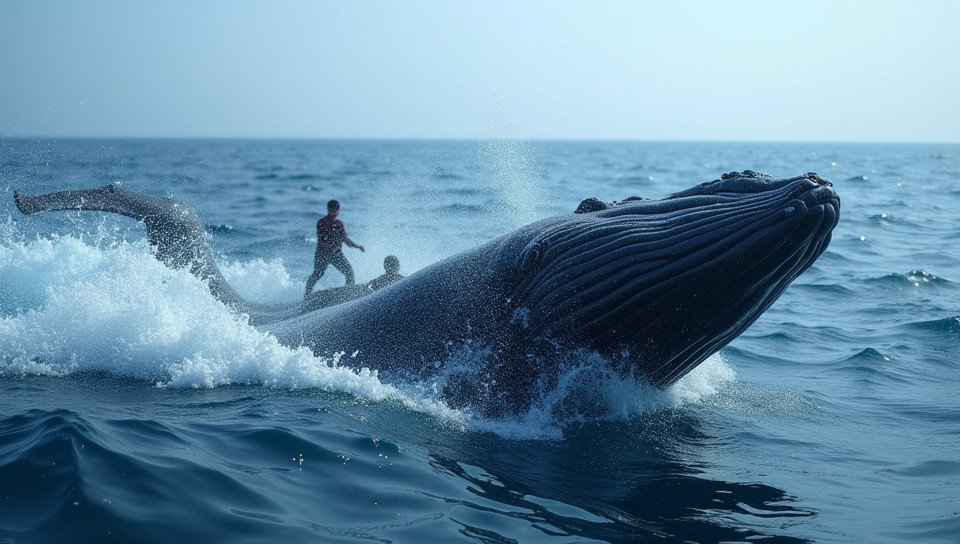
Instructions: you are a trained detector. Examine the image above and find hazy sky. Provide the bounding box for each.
[1,0,958,142]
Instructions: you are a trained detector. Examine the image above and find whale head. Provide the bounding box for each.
[508,171,840,387]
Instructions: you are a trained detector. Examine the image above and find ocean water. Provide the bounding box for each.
[0,139,957,543]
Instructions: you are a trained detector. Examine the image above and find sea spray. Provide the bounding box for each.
[478,139,543,228]
[421,344,735,440]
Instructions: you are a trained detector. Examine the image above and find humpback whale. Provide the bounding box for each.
[13,171,840,412]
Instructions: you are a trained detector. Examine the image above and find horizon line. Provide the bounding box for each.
[2,134,958,145]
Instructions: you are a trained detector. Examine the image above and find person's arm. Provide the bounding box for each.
[341,223,364,252]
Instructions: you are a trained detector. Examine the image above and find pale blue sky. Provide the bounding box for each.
[1,0,958,142]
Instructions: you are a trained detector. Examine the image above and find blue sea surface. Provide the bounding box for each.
[1,139,957,543]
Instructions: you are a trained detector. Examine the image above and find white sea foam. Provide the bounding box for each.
[0,236,398,394]
[220,258,302,303]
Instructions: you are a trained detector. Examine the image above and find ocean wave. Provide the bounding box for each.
[254,173,347,182]
[140,172,198,185]
[0,408,316,543]
[439,187,489,197]
[788,282,856,297]
[0,410,95,541]
[286,173,324,181]
[821,346,948,387]
[837,346,896,368]
[431,202,487,215]
[738,330,803,344]
[205,223,240,236]
[431,168,464,181]
[865,269,951,287]
[868,212,896,223]
[904,315,960,337]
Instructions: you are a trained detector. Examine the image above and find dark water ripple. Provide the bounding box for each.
[0,382,832,544]
[0,410,305,544]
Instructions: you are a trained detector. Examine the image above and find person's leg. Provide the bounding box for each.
[304,253,331,297]
[330,252,355,285]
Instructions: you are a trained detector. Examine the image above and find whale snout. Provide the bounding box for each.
[803,181,840,209]
[779,180,839,223]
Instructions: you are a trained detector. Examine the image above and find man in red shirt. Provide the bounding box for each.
[304,199,365,299]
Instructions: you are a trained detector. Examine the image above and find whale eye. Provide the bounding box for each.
[783,206,796,215]
[518,240,548,272]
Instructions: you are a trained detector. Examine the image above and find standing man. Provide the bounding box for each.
[304,199,364,298]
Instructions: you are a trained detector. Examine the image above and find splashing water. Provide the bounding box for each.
[0,231,733,439]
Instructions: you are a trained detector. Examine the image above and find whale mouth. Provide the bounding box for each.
[513,172,840,387]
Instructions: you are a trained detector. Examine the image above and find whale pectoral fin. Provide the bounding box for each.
[13,185,243,306]
[12,185,207,241]
[13,191,31,214]
[13,187,106,215]
[11,184,187,222]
